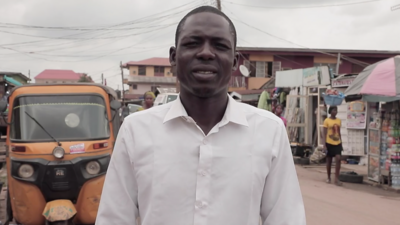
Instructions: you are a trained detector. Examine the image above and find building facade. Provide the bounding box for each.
[122,57,176,96]
[230,47,400,91]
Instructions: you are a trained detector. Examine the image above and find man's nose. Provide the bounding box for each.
[196,43,215,60]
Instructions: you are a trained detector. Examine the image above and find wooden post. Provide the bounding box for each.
[216,0,221,10]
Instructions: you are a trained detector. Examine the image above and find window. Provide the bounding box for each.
[138,66,146,75]
[246,61,273,77]
[10,95,110,141]
[132,84,137,90]
[154,66,165,76]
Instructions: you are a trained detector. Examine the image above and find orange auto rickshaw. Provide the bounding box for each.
[0,83,122,225]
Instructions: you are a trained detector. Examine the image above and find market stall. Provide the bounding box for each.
[345,55,400,189]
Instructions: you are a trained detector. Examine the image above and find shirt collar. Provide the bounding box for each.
[163,94,249,127]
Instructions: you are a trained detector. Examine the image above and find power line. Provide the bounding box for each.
[223,5,370,68]
[0,0,199,47]
[224,0,381,9]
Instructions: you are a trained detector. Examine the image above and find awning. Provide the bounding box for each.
[4,75,22,86]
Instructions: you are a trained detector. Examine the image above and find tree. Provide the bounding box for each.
[78,73,94,83]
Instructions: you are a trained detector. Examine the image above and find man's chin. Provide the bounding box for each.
[191,88,215,98]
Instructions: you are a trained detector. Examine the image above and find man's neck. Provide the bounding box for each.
[180,91,228,135]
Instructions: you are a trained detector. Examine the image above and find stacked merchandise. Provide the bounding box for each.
[390,152,400,189]
[388,109,400,189]
[381,109,400,189]
[380,110,390,172]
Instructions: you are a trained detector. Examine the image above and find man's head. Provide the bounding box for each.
[175,6,237,49]
[170,6,239,98]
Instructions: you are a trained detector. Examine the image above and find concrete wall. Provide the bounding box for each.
[248,77,270,90]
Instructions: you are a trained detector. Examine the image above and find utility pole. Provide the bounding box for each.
[120,61,125,104]
[216,0,221,10]
[336,53,341,75]
[28,70,31,83]
[101,73,104,85]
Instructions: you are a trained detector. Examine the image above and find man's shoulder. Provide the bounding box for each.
[123,102,172,123]
[236,101,283,125]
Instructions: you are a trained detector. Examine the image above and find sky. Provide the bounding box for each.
[0,0,399,90]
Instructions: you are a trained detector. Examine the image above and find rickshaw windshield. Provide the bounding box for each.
[10,94,110,142]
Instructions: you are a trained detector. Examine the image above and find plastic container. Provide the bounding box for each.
[322,93,344,106]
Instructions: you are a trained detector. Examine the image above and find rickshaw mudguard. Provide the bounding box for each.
[74,175,106,224]
[43,199,77,222]
[8,176,47,225]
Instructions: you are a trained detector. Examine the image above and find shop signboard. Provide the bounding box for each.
[331,76,356,88]
[347,101,367,129]
[276,66,330,87]
[302,66,331,87]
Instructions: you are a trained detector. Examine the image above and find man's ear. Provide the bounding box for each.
[169,47,177,66]
[232,51,239,71]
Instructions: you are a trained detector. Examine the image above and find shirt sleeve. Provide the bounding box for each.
[96,123,139,225]
[323,118,328,128]
[260,121,306,225]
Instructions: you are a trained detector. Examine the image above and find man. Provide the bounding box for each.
[96,6,306,225]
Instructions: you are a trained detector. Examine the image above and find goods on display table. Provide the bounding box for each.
[322,89,345,106]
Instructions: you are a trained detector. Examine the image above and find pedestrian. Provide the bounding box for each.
[275,104,287,127]
[96,5,306,225]
[323,105,343,186]
[137,91,155,111]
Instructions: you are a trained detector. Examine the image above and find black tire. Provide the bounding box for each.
[293,157,310,165]
[338,172,363,183]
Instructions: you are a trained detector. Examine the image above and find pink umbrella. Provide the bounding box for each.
[345,55,400,102]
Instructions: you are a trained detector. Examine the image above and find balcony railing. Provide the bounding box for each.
[229,76,247,88]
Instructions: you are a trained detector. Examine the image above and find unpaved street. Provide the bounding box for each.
[297,165,400,225]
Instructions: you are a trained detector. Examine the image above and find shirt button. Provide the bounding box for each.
[195,200,203,208]
[200,171,207,176]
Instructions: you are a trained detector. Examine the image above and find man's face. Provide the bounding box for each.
[170,12,238,98]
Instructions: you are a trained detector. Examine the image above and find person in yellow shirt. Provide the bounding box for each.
[323,106,343,186]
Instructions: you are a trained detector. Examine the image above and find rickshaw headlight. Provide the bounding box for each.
[18,164,34,178]
[86,161,101,175]
[53,147,65,159]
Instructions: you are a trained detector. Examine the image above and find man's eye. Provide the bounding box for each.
[216,44,229,49]
[184,42,198,47]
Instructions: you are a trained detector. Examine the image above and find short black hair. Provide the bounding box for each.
[175,6,237,48]
[328,106,338,114]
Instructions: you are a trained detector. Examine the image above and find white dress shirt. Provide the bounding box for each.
[96,95,306,225]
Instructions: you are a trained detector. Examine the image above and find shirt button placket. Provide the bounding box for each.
[193,140,212,224]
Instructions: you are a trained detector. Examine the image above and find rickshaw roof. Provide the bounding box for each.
[8,83,118,100]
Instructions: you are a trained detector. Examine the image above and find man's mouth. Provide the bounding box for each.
[192,70,217,81]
